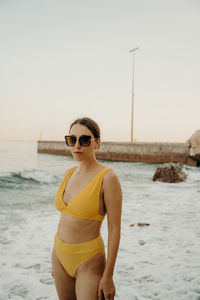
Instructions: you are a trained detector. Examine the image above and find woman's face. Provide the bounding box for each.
[69,124,100,161]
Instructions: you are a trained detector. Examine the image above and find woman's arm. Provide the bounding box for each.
[98,170,122,300]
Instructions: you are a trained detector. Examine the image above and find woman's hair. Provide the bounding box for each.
[69,117,101,139]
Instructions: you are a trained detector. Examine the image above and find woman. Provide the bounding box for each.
[52,117,122,300]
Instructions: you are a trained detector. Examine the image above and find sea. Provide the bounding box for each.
[0,141,200,300]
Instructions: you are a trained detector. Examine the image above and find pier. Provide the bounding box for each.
[37,141,196,166]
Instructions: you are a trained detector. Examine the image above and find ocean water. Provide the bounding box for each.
[0,141,200,300]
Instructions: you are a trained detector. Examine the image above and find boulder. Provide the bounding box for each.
[186,130,200,165]
[139,240,146,245]
[153,162,187,183]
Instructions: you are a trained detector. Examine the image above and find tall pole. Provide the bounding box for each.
[130,47,139,143]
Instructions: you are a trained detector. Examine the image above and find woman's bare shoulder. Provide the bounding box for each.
[103,168,122,206]
[103,168,120,185]
[64,167,74,178]
[64,169,70,177]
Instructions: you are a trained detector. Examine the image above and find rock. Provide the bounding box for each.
[163,226,168,231]
[139,240,146,245]
[186,130,200,165]
[137,223,150,227]
[153,162,187,183]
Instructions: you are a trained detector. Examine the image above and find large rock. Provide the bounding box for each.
[153,162,187,183]
[186,130,200,165]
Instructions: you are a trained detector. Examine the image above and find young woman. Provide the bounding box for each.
[52,117,122,300]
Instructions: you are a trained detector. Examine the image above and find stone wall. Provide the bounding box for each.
[37,141,196,166]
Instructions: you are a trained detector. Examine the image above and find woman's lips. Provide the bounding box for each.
[73,151,83,154]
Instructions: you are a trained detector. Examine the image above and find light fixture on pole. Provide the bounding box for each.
[130,47,139,143]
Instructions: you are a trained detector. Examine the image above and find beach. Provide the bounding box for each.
[0,141,200,300]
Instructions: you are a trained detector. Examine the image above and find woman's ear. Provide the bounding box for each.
[95,138,101,150]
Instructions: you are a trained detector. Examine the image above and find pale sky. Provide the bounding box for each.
[0,0,199,142]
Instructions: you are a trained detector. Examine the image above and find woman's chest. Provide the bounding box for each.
[62,178,106,215]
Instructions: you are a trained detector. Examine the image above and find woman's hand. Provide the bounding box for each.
[98,275,115,300]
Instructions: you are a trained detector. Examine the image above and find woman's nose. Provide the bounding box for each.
[74,138,81,148]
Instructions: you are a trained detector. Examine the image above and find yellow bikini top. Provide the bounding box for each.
[54,166,111,221]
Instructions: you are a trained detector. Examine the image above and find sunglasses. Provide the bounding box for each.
[65,135,98,147]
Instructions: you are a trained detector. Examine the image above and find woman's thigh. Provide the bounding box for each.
[75,252,106,300]
[51,247,76,300]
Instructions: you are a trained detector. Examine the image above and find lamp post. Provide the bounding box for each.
[130,47,139,143]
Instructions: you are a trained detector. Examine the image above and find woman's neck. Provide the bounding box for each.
[77,157,100,174]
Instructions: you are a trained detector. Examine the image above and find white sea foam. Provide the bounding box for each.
[14,169,56,184]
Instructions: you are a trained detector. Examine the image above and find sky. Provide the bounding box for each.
[0,0,199,143]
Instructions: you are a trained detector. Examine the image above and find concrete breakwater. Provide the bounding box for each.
[37,141,197,166]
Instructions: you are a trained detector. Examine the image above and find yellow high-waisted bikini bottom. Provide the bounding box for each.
[54,232,105,278]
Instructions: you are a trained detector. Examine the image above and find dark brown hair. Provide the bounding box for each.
[69,117,101,139]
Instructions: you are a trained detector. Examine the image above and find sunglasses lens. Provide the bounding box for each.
[65,135,92,147]
[79,135,91,147]
[65,136,76,146]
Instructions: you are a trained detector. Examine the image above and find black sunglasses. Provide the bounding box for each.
[65,135,98,147]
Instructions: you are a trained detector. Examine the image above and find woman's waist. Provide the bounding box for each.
[55,231,104,253]
[58,215,101,244]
